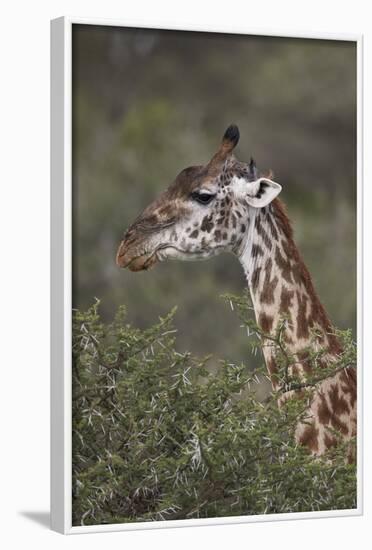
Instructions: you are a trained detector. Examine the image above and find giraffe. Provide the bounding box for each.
[116,124,357,458]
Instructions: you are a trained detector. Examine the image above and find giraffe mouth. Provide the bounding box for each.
[116,240,179,271]
[116,243,159,271]
[116,243,196,271]
[126,253,159,271]
[116,242,217,271]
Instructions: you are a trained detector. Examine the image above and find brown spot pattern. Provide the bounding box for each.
[280,286,294,313]
[260,258,278,304]
[317,390,349,435]
[324,431,337,449]
[201,215,213,233]
[214,230,221,242]
[299,424,319,453]
[251,266,262,290]
[318,393,332,425]
[328,383,350,417]
[256,219,272,251]
[296,291,309,339]
[266,214,279,241]
[275,246,293,284]
[252,244,264,258]
[340,368,357,409]
[258,312,274,334]
[284,333,294,345]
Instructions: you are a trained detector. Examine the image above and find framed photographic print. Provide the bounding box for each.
[51,16,363,534]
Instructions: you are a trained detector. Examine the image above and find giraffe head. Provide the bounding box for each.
[116,125,282,271]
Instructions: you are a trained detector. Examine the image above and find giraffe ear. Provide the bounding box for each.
[245,178,282,208]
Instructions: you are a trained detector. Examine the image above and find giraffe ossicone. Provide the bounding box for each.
[116,124,356,459]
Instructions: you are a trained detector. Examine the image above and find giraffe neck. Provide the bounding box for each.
[237,200,356,458]
[238,199,341,388]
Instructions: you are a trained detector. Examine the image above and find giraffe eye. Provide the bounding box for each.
[191,191,216,205]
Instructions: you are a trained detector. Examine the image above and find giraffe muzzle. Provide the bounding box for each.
[116,240,158,271]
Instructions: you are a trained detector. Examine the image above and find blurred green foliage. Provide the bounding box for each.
[72,300,356,526]
[72,26,356,366]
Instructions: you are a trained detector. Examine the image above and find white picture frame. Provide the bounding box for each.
[51,16,363,534]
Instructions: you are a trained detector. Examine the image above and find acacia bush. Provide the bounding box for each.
[72,297,357,526]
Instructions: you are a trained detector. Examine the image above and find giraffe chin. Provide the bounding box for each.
[126,253,159,272]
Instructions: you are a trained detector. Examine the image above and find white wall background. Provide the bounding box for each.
[1,0,371,548]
